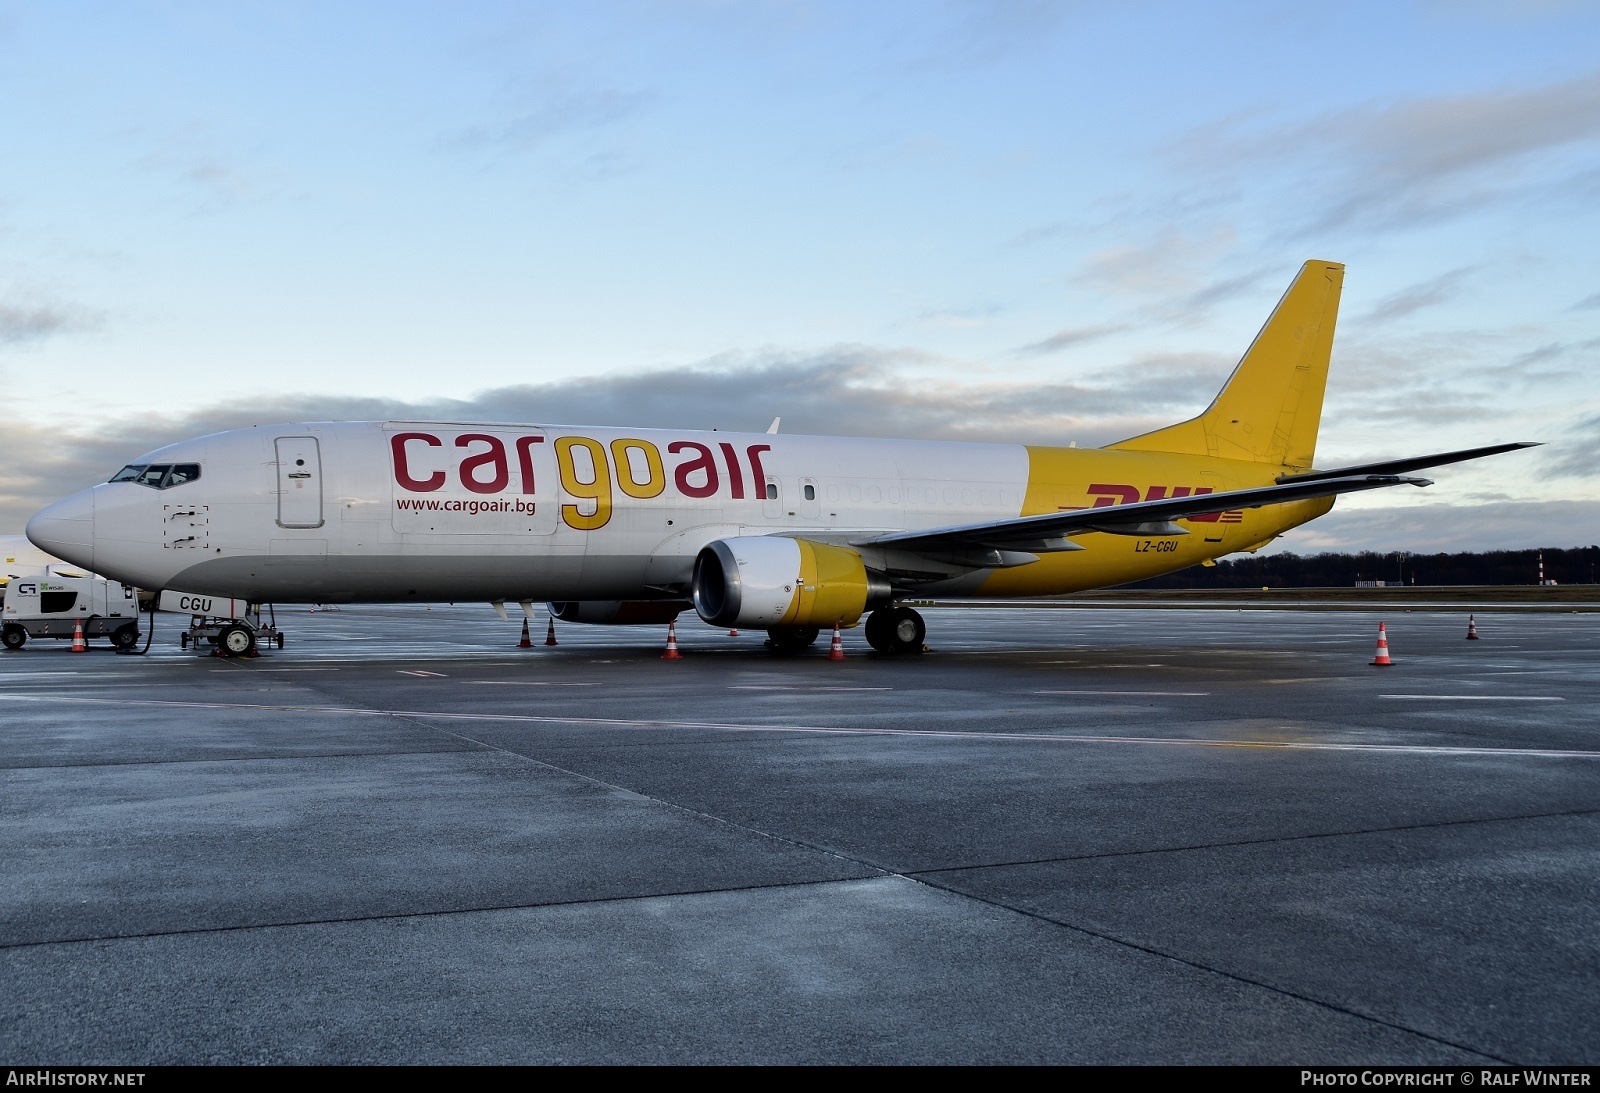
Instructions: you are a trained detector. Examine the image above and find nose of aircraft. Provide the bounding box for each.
[26,488,96,571]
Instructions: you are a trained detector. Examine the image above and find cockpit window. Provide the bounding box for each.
[108,463,201,489]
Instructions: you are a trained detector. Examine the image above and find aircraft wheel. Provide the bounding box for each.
[219,624,256,657]
[2,624,26,651]
[112,624,140,650]
[764,626,820,654]
[886,607,926,655]
[864,609,895,652]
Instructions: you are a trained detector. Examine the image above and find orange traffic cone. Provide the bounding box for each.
[71,619,87,653]
[662,620,682,660]
[544,618,558,646]
[519,618,533,648]
[827,622,846,661]
[1466,614,1479,640]
[1370,622,1393,667]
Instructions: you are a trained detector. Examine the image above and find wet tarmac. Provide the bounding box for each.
[2,603,1597,1064]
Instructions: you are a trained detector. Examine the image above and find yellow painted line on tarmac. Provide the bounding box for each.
[3,694,1597,759]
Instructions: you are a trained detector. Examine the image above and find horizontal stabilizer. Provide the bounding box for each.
[1275,442,1539,484]
[857,473,1431,555]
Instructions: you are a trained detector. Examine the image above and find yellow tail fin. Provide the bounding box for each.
[1109,260,1344,471]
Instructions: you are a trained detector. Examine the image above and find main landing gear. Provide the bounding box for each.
[763,605,927,655]
[864,606,926,655]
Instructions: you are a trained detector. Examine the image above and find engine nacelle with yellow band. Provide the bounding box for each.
[691,536,890,629]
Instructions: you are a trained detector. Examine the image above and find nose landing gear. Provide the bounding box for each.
[865,606,926,654]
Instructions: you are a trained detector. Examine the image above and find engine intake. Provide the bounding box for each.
[691,537,889,628]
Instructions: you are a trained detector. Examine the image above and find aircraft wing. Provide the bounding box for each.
[854,473,1431,554]
[1274,442,1539,484]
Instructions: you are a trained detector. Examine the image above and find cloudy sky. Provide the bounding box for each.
[3,0,1598,553]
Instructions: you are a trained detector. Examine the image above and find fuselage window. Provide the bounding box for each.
[109,465,147,483]
[803,484,816,501]
[764,481,778,500]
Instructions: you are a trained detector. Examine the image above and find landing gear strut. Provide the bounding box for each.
[865,606,925,654]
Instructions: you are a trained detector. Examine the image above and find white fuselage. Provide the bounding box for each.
[27,421,1038,603]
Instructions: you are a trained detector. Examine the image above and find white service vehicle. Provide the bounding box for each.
[2,572,143,650]
[156,590,284,656]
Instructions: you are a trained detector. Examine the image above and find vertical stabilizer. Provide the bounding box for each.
[1108,260,1344,470]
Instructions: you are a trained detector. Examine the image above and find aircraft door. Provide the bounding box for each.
[275,436,324,529]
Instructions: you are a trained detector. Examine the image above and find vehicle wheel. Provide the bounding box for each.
[275,633,285,649]
[886,606,926,654]
[2,624,25,651]
[112,624,140,650]
[219,624,256,657]
[764,626,820,654]
[864,609,895,652]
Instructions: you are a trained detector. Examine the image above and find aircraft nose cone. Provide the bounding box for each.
[26,489,95,570]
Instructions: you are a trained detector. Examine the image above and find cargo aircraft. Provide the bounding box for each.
[27,261,1533,654]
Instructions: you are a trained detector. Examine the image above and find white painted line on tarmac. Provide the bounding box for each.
[1380,694,1565,702]
[5,694,1596,759]
[398,670,448,677]
[468,681,600,687]
[208,668,341,673]
[730,685,893,691]
[1035,689,1209,697]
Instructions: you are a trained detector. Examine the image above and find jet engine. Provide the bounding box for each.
[691,536,890,629]
[547,600,688,625]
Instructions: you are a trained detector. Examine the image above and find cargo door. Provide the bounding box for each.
[275,436,324,529]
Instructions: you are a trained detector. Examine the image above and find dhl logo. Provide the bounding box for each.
[1085,483,1243,524]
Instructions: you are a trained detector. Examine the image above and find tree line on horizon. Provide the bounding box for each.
[1126,546,1600,589]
